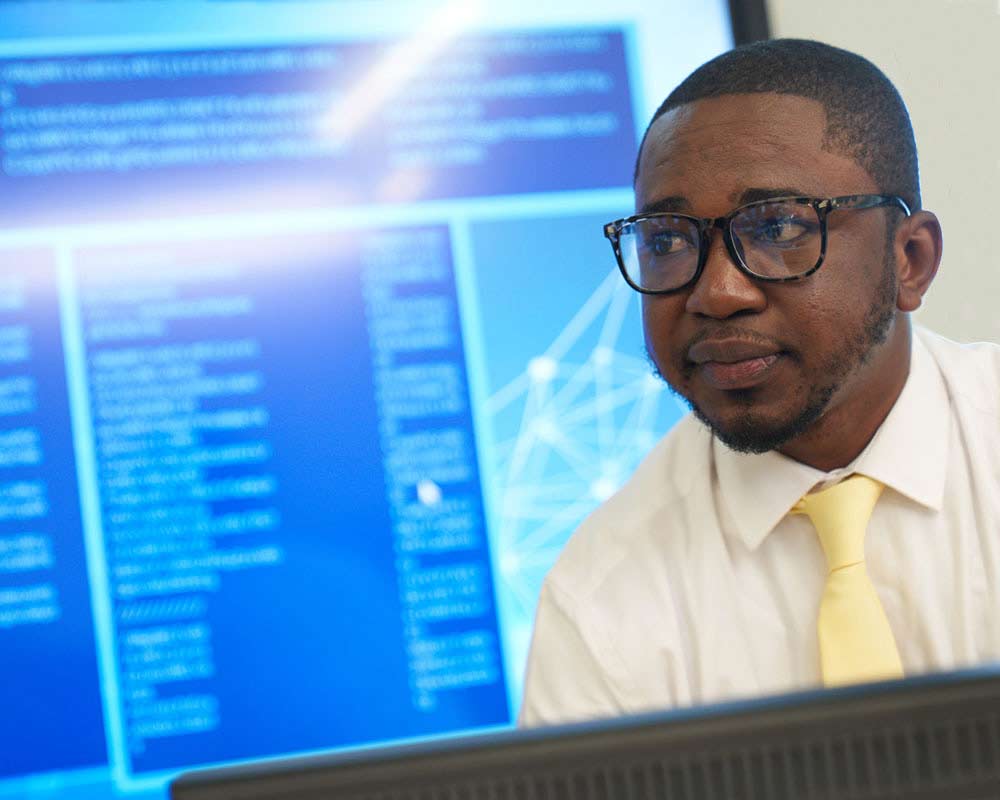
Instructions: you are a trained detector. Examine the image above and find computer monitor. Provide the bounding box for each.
[0,2,767,799]
[172,669,1000,800]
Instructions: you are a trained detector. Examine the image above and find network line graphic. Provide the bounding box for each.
[484,268,688,693]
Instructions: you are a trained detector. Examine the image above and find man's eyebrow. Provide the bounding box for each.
[735,187,810,206]
[638,188,812,217]
[637,196,690,215]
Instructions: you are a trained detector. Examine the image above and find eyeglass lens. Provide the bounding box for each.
[619,200,822,292]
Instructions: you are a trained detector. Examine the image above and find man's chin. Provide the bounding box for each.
[708,420,796,454]
[691,401,826,455]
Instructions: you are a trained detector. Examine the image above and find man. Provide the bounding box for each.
[519,38,1000,727]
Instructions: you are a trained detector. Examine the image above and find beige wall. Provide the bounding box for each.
[766,0,1000,343]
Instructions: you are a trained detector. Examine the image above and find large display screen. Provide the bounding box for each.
[0,3,733,798]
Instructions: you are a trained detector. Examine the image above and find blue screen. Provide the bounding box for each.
[0,2,732,798]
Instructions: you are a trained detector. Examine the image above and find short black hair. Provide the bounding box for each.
[635,38,921,211]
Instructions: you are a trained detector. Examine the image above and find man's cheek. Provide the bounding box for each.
[642,326,674,379]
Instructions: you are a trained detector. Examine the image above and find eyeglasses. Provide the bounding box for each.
[603,194,911,295]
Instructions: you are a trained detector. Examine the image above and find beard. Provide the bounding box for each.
[652,259,898,455]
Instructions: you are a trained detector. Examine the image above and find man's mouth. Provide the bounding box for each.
[687,338,784,391]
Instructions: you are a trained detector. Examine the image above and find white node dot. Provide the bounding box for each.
[534,418,558,442]
[416,479,443,507]
[527,356,558,382]
[500,552,520,575]
[592,346,613,367]
[589,476,618,501]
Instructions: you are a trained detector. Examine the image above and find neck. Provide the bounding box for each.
[777,320,912,472]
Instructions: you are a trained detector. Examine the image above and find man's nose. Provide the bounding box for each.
[684,229,767,319]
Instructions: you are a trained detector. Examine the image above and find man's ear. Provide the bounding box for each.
[895,210,943,312]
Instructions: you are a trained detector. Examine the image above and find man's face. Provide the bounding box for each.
[636,93,901,455]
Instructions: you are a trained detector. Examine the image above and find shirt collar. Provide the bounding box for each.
[715,331,950,552]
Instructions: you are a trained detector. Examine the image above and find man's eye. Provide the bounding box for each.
[752,216,813,244]
[645,231,691,256]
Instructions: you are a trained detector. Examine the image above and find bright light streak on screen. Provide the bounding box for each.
[0,2,733,799]
[325,0,487,141]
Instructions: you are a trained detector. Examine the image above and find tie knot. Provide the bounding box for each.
[793,474,884,570]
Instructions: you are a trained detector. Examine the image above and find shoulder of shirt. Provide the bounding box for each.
[917,325,1000,419]
[542,411,710,603]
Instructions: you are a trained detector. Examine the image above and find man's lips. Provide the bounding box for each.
[687,338,785,390]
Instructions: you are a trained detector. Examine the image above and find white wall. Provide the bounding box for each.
[766,0,1000,343]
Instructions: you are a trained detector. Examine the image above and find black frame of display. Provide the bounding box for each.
[730,0,771,43]
[173,670,1000,800]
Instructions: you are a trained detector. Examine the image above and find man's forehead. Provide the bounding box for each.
[634,93,874,209]
[647,92,828,137]
[639,93,829,172]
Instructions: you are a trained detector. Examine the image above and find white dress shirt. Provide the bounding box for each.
[519,327,1000,727]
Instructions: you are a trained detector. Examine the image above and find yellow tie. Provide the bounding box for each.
[793,474,903,687]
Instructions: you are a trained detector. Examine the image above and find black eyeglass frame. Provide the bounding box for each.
[603,193,911,296]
